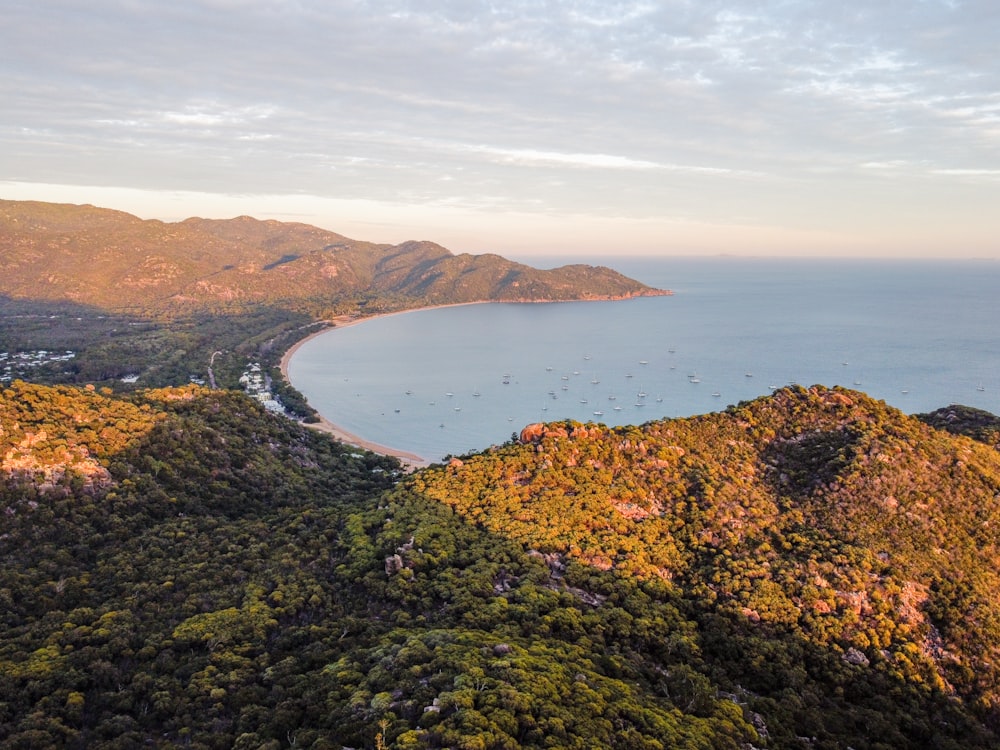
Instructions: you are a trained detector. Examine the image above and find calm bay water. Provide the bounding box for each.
[288,257,1000,463]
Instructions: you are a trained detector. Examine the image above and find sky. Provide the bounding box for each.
[3,0,1000,259]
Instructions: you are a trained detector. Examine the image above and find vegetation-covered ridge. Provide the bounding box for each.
[0,380,751,749]
[413,385,1000,747]
[3,379,1000,748]
[0,199,667,317]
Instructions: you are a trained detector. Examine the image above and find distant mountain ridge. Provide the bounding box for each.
[0,200,667,315]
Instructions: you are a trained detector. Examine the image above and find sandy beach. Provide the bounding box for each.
[277,299,589,468]
[279,315,432,469]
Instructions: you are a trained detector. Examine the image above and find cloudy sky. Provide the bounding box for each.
[3,1,999,258]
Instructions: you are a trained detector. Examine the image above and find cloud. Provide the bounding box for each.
[2,0,1000,256]
[459,143,757,176]
[931,168,1000,178]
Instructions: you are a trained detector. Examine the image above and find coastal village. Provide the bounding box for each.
[1,350,289,421]
[0,350,76,383]
[238,362,286,415]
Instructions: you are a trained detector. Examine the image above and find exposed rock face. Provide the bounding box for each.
[810,387,854,407]
[519,423,554,443]
[519,422,603,444]
[842,647,870,666]
[384,536,416,575]
[2,429,111,492]
[384,554,405,576]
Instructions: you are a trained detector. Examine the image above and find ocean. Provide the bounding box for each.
[286,257,1000,463]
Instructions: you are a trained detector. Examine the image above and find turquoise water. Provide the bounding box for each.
[287,257,1000,463]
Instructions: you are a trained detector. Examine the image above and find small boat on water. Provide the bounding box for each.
[978,382,986,392]
[593,410,603,416]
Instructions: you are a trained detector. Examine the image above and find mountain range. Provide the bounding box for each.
[0,200,667,316]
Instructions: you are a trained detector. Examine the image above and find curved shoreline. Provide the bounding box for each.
[278,308,488,469]
[279,316,430,468]
[278,295,666,468]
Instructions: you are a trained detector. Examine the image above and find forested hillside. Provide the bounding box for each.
[413,385,1000,748]
[0,200,665,317]
[3,381,1000,748]
[0,198,666,401]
